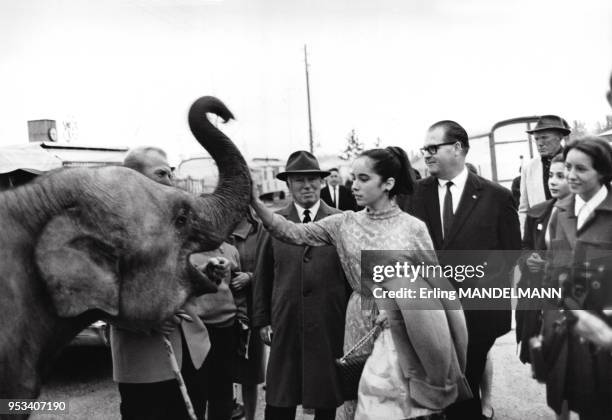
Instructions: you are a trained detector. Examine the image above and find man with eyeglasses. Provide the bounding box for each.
[401,120,520,420]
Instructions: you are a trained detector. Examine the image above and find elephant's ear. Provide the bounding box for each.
[35,213,120,318]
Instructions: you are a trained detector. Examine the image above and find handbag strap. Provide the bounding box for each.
[339,325,381,363]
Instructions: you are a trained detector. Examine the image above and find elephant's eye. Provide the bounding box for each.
[175,214,188,227]
[175,208,190,228]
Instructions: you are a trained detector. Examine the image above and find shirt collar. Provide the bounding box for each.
[575,185,608,215]
[437,166,469,190]
[294,200,321,220]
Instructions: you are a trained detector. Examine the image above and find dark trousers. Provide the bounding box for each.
[200,323,237,420]
[118,333,205,420]
[264,405,335,420]
[579,413,611,420]
[445,334,496,420]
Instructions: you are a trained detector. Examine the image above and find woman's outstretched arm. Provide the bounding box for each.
[251,188,341,247]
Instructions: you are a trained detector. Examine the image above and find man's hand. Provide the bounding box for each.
[152,310,193,336]
[260,325,273,346]
[153,313,182,336]
[230,272,251,292]
[204,257,230,285]
[569,309,612,350]
[525,252,546,273]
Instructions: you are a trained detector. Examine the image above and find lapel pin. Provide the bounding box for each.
[472,195,477,199]
[537,223,543,231]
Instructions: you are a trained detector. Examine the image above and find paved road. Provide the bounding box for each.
[35,327,575,420]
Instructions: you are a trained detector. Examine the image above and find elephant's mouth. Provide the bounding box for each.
[186,254,219,296]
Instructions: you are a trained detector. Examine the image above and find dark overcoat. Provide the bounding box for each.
[542,191,612,416]
[252,201,348,409]
[516,199,555,363]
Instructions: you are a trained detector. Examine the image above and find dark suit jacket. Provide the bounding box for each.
[252,200,348,408]
[399,171,521,339]
[320,184,357,211]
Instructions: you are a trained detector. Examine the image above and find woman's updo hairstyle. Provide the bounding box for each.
[563,136,612,184]
[358,146,415,197]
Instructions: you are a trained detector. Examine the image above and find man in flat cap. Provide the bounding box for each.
[253,151,348,420]
[519,115,571,232]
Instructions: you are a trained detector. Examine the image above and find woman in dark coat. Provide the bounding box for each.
[516,153,569,363]
[543,137,612,420]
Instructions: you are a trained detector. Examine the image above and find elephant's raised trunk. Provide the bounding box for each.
[188,96,252,243]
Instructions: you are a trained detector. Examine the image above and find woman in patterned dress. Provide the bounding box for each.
[251,147,468,420]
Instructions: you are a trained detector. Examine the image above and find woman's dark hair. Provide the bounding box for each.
[563,136,612,184]
[358,146,415,197]
[551,153,565,164]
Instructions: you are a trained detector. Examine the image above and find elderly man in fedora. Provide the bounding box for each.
[252,150,348,420]
[519,115,571,232]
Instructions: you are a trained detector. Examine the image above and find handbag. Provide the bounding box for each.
[335,325,381,401]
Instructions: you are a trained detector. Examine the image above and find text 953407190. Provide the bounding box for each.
[0,399,69,415]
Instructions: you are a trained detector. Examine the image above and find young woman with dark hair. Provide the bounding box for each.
[517,153,570,364]
[542,137,612,419]
[251,146,468,420]
[514,155,570,417]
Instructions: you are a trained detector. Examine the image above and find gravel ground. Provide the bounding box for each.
[32,347,117,420]
[33,326,581,420]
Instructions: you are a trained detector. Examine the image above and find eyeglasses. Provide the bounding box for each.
[420,140,458,155]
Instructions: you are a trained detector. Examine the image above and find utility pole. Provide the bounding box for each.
[304,44,314,153]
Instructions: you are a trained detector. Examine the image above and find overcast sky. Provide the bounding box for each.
[1,0,611,165]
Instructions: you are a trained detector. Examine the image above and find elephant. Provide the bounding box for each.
[0,96,251,409]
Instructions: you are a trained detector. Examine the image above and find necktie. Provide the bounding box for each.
[332,187,337,208]
[302,209,312,223]
[443,181,454,238]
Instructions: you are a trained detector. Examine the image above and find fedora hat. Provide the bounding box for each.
[526,115,571,136]
[276,150,330,181]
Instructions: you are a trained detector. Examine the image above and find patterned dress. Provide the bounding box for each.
[267,204,436,419]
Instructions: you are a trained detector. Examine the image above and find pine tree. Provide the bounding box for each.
[339,129,364,161]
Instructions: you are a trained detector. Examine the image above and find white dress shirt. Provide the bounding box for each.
[437,166,469,238]
[294,200,321,222]
[574,185,608,230]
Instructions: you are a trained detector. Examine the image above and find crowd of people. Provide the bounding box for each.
[96,72,612,420]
